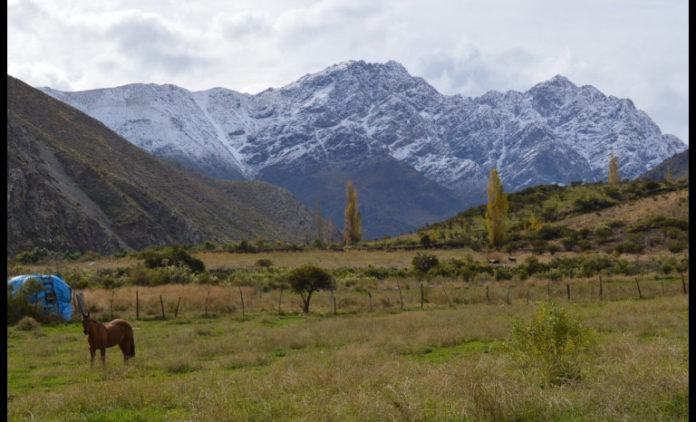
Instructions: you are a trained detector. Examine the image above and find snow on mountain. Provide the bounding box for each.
[38,60,688,238]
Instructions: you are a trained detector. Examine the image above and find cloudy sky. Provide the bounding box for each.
[7,0,689,144]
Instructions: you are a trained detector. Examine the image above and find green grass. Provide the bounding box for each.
[7,294,688,421]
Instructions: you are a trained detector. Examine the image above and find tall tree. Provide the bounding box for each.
[485,169,509,249]
[344,181,362,245]
[608,153,620,185]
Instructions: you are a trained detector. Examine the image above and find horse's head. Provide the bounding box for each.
[81,312,91,335]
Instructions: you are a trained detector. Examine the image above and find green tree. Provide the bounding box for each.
[412,253,439,278]
[485,169,509,249]
[287,264,333,313]
[608,153,620,185]
[344,181,362,245]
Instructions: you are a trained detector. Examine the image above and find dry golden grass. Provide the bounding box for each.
[561,188,689,230]
[8,295,688,421]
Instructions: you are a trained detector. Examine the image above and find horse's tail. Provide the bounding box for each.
[130,333,135,357]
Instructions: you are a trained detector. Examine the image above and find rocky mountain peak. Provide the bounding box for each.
[37,61,687,239]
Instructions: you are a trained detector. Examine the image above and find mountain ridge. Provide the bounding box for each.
[38,60,687,239]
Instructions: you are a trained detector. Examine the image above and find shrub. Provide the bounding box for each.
[614,241,644,254]
[412,253,439,277]
[256,258,273,268]
[16,316,40,331]
[667,241,687,254]
[509,302,595,385]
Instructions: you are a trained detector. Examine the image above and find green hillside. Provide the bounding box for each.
[367,178,689,256]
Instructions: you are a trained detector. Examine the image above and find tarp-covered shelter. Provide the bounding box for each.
[7,274,73,320]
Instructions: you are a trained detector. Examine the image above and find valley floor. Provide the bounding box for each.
[7,294,688,421]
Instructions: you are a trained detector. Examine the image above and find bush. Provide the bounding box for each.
[615,241,644,254]
[509,302,595,385]
[668,241,687,254]
[16,316,40,331]
[256,258,273,268]
[412,253,439,277]
[143,246,205,273]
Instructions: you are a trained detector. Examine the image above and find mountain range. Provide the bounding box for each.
[39,60,688,239]
[7,75,340,257]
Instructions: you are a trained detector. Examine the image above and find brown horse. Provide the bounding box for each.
[81,312,135,367]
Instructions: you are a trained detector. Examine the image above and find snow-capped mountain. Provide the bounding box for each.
[40,60,687,239]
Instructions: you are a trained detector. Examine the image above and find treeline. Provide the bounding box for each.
[11,251,688,292]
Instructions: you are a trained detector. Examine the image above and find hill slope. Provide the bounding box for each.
[638,150,689,181]
[7,75,339,257]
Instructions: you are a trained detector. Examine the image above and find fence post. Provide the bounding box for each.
[420,282,424,310]
[204,288,210,317]
[486,285,490,304]
[174,297,181,318]
[330,283,335,316]
[368,291,373,312]
[278,286,283,316]
[238,286,245,319]
[159,295,166,319]
[635,278,643,299]
[396,280,404,310]
[599,275,603,301]
[566,284,571,301]
[441,283,452,308]
[681,272,687,294]
[136,290,139,320]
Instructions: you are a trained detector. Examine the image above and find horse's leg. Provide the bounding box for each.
[119,342,129,364]
[90,348,95,368]
[100,348,106,367]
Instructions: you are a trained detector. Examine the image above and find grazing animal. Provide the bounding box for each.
[81,312,135,367]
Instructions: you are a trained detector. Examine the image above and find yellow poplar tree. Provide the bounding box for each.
[608,153,620,185]
[344,181,362,245]
[485,169,509,249]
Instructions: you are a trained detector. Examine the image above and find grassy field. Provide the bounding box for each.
[7,291,688,421]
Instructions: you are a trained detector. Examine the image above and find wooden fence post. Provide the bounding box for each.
[635,278,643,299]
[486,285,490,304]
[159,295,166,319]
[136,290,139,320]
[441,283,452,308]
[278,286,283,316]
[681,272,687,294]
[420,282,424,310]
[330,284,335,316]
[368,291,373,312]
[396,280,404,310]
[566,284,571,301]
[599,275,603,301]
[238,286,245,319]
[110,290,114,320]
[174,297,181,318]
[204,288,210,317]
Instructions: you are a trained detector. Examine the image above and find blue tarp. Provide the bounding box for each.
[7,274,73,321]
